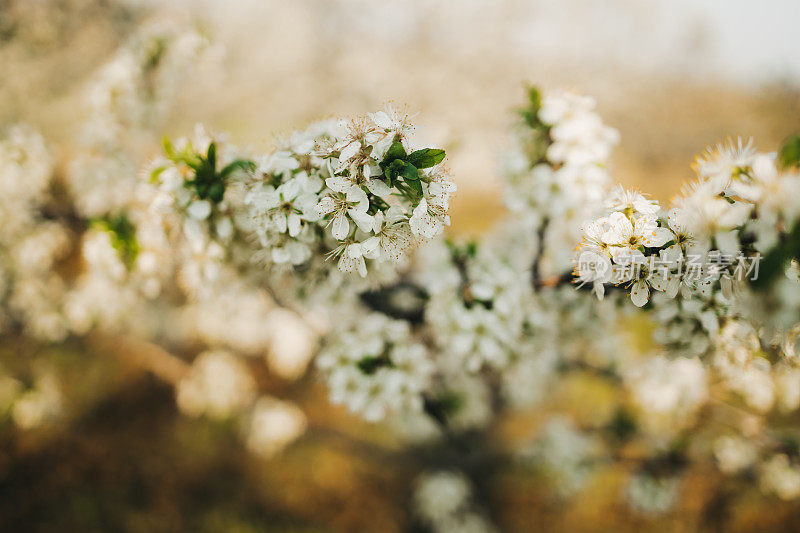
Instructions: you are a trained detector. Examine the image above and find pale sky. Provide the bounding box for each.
[208,0,800,86]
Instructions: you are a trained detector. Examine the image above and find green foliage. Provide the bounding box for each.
[779,132,800,169]
[158,137,255,204]
[384,159,407,184]
[382,140,407,166]
[90,213,140,269]
[406,148,445,169]
[379,137,445,203]
[446,238,478,261]
[356,355,392,375]
[517,86,551,165]
[143,36,167,72]
[519,85,543,129]
[422,391,463,428]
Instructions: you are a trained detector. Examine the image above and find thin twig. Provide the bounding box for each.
[530,218,549,289]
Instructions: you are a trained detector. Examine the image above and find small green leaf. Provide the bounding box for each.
[465,241,478,258]
[407,148,445,169]
[430,392,463,417]
[400,162,419,182]
[162,136,175,159]
[208,182,225,203]
[356,355,391,374]
[519,85,543,129]
[381,141,407,167]
[779,133,800,169]
[207,142,217,172]
[220,159,256,178]
[91,213,140,270]
[149,165,167,183]
[408,180,423,199]
[385,159,406,184]
[526,85,541,111]
[404,171,422,200]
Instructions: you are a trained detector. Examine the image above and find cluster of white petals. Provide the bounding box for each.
[316,313,434,421]
[569,133,800,512]
[0,127,71,341]
[576,141,800,314]
[244,106,456,279]
[413,471,495,533]
[502,89,619,272]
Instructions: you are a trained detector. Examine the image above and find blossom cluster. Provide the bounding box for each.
[502,87,619,273]
[68,20,213,219]
[142,125,257,297]
[566,134,800,513]
[81,20,211,147]
[0,17,312,452]
[576,140,800,312]
[413,471,495,533]
[0,126,71,341]
[316,313,434,422]
[244,107,456,278]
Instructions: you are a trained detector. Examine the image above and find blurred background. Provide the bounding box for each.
[1,0,799,530]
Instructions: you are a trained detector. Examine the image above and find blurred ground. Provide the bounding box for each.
[2,0,800,531]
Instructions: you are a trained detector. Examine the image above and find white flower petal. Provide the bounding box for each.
[371,111,392,129]
[603,212,633,245]
[315,196,336,216]
[287,213,302,237]
[630,280,650,307]
[187,200,212,220]
[367,178,392,198]
[349,208,375,233]
[361,237,381,259]
[338,141,360,163]
[332,214,349,240]
[640,227,674,248]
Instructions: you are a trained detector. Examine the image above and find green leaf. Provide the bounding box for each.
[519,85,543,129]
[407,148,445,169]
[385,159,407,184]
[401,163,422,200]
[428,392,463,419]
[779,133,800,169]
[356,355,391,375]
[465,241,477,258]
[162,136,175,159]
[207,142,217,172]
[208,182,225,203]
[390,161,422,199]
[220,159,256,178]
[381,141,407,167]
[149,165,167,183]
[91,213,140,270]
[406,177,422,199]
[400,162,419,182]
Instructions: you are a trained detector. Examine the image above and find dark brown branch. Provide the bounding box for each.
[530,218,550,289]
